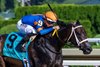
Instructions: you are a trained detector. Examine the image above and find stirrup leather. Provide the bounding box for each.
[30,35,36,41]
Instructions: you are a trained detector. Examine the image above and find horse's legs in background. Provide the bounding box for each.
[0,35,5,67]
[0,56,5,67]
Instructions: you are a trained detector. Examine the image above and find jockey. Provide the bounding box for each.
[17,11,60,51]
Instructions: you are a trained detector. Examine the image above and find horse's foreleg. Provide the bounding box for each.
[0,56,5,67]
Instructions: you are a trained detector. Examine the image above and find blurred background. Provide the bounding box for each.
[0,0,100,48]
[1,0,100,20]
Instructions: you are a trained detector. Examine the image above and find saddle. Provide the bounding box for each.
[3,32,34,67]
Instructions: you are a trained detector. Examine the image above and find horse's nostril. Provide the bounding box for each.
[87,47,92,51]
[83,47,92,54]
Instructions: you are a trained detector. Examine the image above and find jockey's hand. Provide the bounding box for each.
[53,26,60,30]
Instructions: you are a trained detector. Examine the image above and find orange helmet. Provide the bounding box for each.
[44,11,58,24]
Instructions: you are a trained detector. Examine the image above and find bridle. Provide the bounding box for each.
[52,25,88,46]
[65,25,88,46]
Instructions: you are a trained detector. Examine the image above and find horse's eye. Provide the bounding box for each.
[76,32,81,35]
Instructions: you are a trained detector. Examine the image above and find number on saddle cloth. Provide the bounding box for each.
[3,32,31,65]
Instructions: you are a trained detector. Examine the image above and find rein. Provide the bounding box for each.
[52,29,65,44]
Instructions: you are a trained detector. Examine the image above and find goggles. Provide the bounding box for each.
[46,18,56,24]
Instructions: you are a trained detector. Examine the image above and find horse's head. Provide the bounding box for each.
[57,20,92,54]
[67,21,92,54]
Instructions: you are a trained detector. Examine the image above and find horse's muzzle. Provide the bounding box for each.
[82,47,92,54]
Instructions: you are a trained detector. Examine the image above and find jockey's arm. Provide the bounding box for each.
[34,20,54,35]
[37,27,53,35]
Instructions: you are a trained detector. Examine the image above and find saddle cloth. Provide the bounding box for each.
[3,32,31,67]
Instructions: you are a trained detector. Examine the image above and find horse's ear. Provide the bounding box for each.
[76,20,81,25]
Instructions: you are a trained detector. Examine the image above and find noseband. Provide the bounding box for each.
[66,25,88,46]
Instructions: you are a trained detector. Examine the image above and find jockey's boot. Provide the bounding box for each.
[20,33,36,51]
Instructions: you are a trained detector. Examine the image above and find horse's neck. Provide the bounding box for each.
[44,33,63,51]
[32,37,56,55]
[59,24,73,42]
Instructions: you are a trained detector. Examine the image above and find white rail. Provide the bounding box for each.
[62,48,100,67]
[63,60,100,67]
[88,38,100,42]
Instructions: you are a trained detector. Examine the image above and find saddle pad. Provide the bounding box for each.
[3,32,30,61]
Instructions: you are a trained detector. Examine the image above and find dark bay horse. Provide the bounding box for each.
[0,21,92,67]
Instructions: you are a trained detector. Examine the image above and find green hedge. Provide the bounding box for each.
[94,34,100,38]
[14,4,100,35]
[15,4,98,20]
[0,24,18,34]
[15,5,49,19]
[0,19,18,29]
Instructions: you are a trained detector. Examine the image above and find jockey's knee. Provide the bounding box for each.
[24,25,37,34]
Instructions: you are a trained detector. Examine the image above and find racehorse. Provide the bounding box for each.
[0,20,92,67]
